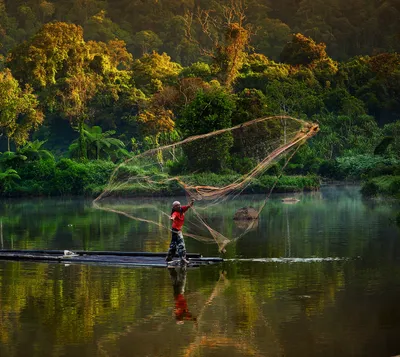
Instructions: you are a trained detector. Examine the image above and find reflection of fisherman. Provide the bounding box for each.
[169,266,197,324]
[165,199,194,265]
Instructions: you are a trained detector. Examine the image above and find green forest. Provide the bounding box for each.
[0,0,399,197]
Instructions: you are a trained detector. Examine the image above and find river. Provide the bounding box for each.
[0,185,399,357]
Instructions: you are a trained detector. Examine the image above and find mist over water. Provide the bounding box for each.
[0,185,399,357]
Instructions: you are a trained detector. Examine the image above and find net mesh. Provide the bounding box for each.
[93,116,319,252]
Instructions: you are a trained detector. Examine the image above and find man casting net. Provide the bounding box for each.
[93,116,319,253]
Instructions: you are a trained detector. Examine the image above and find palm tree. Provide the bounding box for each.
[17,140,54,161]
[0,169,20,192]
[69,125,129,161]
[0,151,27,170]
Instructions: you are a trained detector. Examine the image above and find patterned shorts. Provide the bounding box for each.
[167,229,186,259]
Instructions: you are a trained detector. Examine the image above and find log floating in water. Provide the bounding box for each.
[0,250,222,268]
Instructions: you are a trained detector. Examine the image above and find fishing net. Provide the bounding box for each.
[93,116,319,252]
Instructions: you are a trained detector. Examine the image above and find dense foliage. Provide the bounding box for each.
[1,0,400,63]
[0,0,399,196]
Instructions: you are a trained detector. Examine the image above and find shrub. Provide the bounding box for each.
[229,156,257,175]
[361,176,400,197]
[336,155,399,180]
[361,181,379,196]
[166,156,189,175]
[52,159,90,195]
[17,159,56,181]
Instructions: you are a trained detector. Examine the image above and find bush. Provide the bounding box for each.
[52,159,90,195]
[336,155,400,180]
[361,176,400,198]
[114,164,144,181]
[85,161,115,186]
[318,160,342,179]
[13,159,56,195]
[166,156,189,175]
[17,159,56,181]
[360,181,379,197]
[229,156,257,175]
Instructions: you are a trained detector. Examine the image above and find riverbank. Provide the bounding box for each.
[0,159,320,198]
[95,174,321,198]
[361,176,400,199]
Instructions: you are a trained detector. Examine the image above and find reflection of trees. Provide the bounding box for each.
[181,270,285,357]
[94,268,284,357]
[232,189,387,260]
[0,260,341,356]
[2,257,398,357]
[0,262,174,356]
[0,198,172,252]
[0,187,393,259]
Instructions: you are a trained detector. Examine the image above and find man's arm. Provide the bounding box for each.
[182,200,195,213]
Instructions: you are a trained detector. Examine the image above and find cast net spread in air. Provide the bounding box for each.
[93,116,319,252]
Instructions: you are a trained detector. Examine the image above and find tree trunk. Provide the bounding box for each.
[78,121,87,160]
[7,136,10,152]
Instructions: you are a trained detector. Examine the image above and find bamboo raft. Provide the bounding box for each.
[0,250,223,268]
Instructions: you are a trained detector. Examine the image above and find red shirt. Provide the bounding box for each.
[171,205,190,231]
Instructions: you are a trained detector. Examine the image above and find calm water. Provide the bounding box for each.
[0,186,399,357]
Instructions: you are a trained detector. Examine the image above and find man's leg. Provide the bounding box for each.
[177,231,189,264]
[166,232,178,262]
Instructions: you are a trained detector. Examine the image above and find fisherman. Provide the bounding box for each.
[165,199,194,265]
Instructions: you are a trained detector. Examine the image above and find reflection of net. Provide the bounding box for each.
[94,116,319,251]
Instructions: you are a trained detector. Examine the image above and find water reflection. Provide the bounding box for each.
[169,266,197,324]
[0,187,399,356]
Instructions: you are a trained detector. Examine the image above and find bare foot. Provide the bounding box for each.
[181,258,190,265]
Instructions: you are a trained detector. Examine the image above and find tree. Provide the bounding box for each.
[84,10,132,44]
[232,88,268,125]
[265,79,324,117]
[8,22,139,158]
[69,125,127,160]
[178,89,235,171]
[280,33,328,67]
[132,30,163,56]
[0,1,19,59]
[137,108,175,137]
[132,52,182,94]
[59,70,101,160]
[382,121,400,158]
[214,22,250,87]
[0,168,20,192]
[17,140,53,161]
[184,2,250,87]
[252,18,291,60]
[7,22,87,89]
[0,69,44,151]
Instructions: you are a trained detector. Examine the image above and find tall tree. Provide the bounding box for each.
[7,22,87,89]
[280,33,328,67]
[0,69,43,151]
[184,1,250,87]
[59,70,100,160]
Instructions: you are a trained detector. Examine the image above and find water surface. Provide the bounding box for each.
[0,186,399,357]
